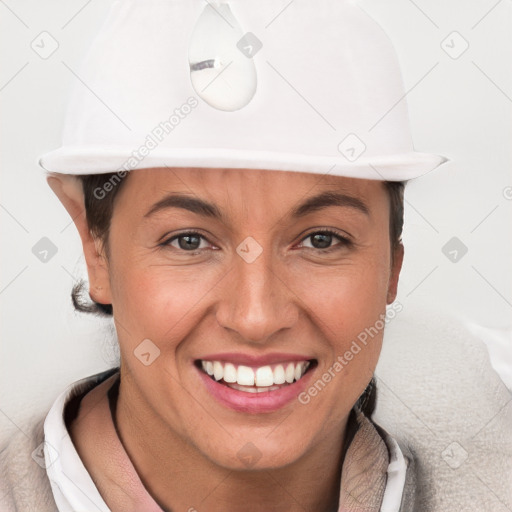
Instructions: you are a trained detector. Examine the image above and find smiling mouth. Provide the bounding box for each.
[196,359,317,393]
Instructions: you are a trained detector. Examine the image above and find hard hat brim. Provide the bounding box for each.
[39,146,449,182]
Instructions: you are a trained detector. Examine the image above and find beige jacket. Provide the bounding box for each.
[0,369,416,512]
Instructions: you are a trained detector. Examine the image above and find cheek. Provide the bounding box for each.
[294,249,391,334]
[109,256,221,351]
[289,247,390,389]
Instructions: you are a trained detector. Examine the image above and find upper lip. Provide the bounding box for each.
[196,352,315,367]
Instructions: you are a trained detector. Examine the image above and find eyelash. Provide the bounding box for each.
[160,229,352,253]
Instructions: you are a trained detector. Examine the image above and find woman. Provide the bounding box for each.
[1,0,449,510]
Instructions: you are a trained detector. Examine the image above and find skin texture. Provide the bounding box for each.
[48,167,404,512]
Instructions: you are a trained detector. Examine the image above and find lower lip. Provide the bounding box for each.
[196,365,315,414]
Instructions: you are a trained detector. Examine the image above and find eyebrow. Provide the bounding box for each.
[143,191,369,220]
[291,191,370,218]
[144,194,224,220]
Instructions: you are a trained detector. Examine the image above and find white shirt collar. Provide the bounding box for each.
[44,371,114,512]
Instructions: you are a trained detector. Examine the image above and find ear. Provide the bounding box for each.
[387,242,404,304]
[46,174,112,306]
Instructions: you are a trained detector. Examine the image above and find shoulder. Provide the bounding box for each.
[0,413,58,512]
[0,367,120,512]
[374,301,512,511]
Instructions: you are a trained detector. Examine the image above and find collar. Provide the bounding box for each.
[43,369,407,512]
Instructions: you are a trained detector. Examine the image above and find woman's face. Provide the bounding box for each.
[95,167,402,470]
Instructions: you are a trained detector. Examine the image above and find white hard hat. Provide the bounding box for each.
[38,0,448,181]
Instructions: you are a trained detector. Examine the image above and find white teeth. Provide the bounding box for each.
[200,360,312,388]
[294,362,304,382]
[273,364,286,385]
[285,363,295,383]
[213,361,224,381]
[227,383,282,393]
[223,363,237,383]
[237,365,255,386]
[255,366,274,387]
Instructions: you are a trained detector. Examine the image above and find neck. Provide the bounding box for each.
[115,374,349,512]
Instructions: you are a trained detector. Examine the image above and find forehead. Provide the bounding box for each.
[112,168,392,235]
[123,167,385,201]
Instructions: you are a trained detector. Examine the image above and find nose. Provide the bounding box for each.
[215,245,299,344]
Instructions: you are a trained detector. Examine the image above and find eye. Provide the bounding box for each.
[299,229,352,251]
[159,229,351,253]
[160,231,212,252]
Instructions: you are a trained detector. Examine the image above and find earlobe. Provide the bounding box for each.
[46,174,113,306]
[387,243,404,304]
